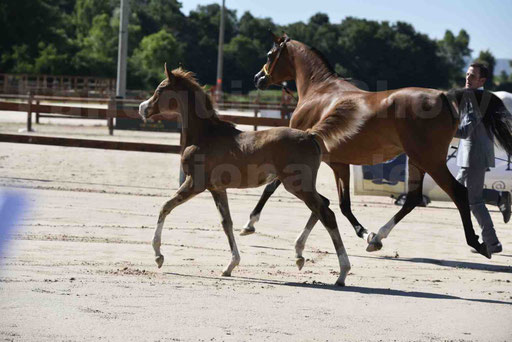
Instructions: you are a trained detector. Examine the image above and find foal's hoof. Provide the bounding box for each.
[155,255,164,268]
[366,233,383,252]
[221,270,232,277]
[240,227,255,236]
[296,257,305,271]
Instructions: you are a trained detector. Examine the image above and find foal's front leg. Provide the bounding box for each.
[153,175,203,268]
[210,189,240,276]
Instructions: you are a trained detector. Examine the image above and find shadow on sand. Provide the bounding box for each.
[353,254,512,274]
[164,271,512,306]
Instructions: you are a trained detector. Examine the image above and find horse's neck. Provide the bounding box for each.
[291,46,360,100]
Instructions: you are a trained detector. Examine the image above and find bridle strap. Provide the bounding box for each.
[262,37,290,79]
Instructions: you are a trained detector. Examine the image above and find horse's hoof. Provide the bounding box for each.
[155,255,164,268]
[296,257,305,270]
[221,270,232,277]
[355,225,368,239]
[335,280,345,287]
[240,227,255,236]
[366,242,383,252]
[366,233,383,252]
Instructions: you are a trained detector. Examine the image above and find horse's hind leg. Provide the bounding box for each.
[241,179,281,235]
[424,163,489,258]
[153,175,203,268]
[367,160,425,252]
[330,162,368,239]
[210,189,240,276]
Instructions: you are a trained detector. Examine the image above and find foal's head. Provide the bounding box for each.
[139,64,213,122]
[254,33,295,90]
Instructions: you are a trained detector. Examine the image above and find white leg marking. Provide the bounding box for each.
[240,213,259,235]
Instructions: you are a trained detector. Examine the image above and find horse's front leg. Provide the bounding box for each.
[153,175,203,268]
[366,161,425,252]
[210,189,240,276]
[329,163,368,239]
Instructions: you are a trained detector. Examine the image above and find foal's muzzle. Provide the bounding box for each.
[254,70,270,90]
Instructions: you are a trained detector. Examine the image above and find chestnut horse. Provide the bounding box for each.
[138,66,351,286]
[247,34,512,260]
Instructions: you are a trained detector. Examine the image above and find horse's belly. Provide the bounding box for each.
[327,139,403,165]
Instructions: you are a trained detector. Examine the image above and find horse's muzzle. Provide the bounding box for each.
[254,70,270,90]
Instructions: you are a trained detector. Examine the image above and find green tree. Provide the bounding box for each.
[73,0,116,38]
[130,29,184,88]
[131,0,185,38]
[73,13,118,76]
[437,29,471,86]
[475,49,496,89]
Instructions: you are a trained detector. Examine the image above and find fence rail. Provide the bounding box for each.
[0,133,181,153]
[0,93,292,153]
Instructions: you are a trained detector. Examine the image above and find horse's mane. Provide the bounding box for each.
[308,46,338,77]
[172,68,236,129]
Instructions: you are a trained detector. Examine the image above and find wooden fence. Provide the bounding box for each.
[0,94,292,154]
[0,74,116,97]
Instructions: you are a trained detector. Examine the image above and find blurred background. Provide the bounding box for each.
[1,0,511,99]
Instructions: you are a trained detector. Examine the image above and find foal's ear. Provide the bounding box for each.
[164,62,174,82]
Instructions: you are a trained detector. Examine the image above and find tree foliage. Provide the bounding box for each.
[0,1,502,93]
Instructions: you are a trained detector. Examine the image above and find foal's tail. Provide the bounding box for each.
[447,88,512,155]
[307,98,366,151]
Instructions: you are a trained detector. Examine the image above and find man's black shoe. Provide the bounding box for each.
[499,191,511,224]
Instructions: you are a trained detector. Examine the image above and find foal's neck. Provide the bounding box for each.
[179,89,235,148]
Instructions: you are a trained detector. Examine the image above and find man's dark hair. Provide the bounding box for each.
[470,62,489,79]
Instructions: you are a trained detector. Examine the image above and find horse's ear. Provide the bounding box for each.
[164,63,175,83]
[269,29,279,44]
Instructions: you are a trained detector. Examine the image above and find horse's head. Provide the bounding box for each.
[139,63,184,122]
[254,33,294,90]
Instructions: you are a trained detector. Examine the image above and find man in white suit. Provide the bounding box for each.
[456,63,511,255]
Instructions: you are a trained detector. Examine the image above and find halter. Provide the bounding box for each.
[262,37,291,80]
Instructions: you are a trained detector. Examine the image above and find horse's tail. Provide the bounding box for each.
[441,91,460,126]
[447,88,512,155]
[306,98,366,151]
[485,93,512,155]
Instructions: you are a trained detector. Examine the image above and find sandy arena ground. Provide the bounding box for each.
[0,116,511,341]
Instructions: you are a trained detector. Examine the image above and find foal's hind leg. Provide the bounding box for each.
[284,179,350,286]
[295,213,318,270]
[241,179,281,235]
[153,176,203,268]
[210,189,241,276]
[294,195,330,270]
[367,160,425,252]
[330,163,368,239]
